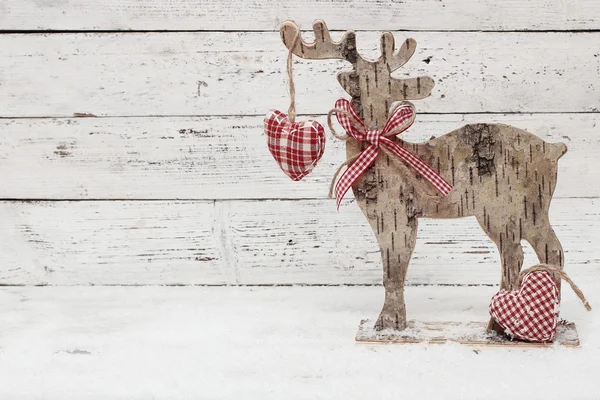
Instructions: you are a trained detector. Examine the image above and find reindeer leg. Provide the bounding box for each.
[522,216,564,292]
[490,239,525,333]
[476,216,524,332]
[373,212,418,331]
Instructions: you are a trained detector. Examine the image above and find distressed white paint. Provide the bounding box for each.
[1,4,599,287]
[1,32,600,117]
[1,0,600,31]
[226,198,600,285]
[0,200,230,285]
[0,198,597,286]
[0,113,596,199]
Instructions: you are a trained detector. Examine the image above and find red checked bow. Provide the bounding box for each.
[329,99,453,209]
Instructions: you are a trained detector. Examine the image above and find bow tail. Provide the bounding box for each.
[334,145,379,209]
[381,139,453,196]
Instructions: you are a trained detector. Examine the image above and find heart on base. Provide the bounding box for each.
[264,110,325,181]
[489,271,560,342]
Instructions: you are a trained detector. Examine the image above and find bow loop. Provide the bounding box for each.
[382,102,416,137]
[333,99,366,141]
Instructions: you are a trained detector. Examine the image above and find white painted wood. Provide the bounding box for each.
[0,198,597,286]
[227,198,600,285]
[0,113,595,199]
[2,0,600,31]
[0,200,231,285]
[1,4,599,290]
[0,286,597,399]
[1,32,600,117]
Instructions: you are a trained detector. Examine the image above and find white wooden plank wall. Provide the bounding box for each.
[1,0,600,31]
[1,1,599,286]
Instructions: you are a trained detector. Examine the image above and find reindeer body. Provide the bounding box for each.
[350,123,566,330]
[282,20,566,331]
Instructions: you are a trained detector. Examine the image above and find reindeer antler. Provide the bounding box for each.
[279,20,435,109]
[380,33,416,71]
[280,20,360,63]
[379,32,435,101]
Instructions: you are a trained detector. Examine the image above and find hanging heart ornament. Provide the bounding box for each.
[264,110,325,181]
[489,270,559,342]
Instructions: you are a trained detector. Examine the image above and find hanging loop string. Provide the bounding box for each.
[518,264,591,311]
[286,31,301,123]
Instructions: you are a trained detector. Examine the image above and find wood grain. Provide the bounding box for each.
[0,200,231,285]
[2,0,600,31]
[0,114,596,199]
[1,32,600,117]
[227,198,600,285]
[1,198,595,286]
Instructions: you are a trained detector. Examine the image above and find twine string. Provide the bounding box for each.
[326,108,364,198]
[328,153,359,198]
[518,264,592,311]
[327,108,364,140]
[287,31,301,123]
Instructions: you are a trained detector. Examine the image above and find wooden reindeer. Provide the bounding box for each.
[281,20,567,331]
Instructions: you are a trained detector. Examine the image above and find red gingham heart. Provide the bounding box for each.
[264,110,325,181]
[489,271,560,342]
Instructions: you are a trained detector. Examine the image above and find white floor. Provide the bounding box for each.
[1,284,598,399]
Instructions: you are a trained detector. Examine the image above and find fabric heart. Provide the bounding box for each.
[264,110,325,181]
[489,271,559,342]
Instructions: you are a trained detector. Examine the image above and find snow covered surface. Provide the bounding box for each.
[1,284,598,399]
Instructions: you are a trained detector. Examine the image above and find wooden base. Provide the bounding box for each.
[355,320,580,347]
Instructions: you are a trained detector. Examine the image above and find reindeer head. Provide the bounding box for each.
[280,20,434,126]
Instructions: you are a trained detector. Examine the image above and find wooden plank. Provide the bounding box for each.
[0,113,597,199]
[0,198,598,286]
[1,32,600,117]
[0,200,231,285]
[355,320,580,347]
[226,198,599,285]
[2,0,600,31]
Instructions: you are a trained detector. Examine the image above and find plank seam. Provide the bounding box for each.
[0,197,596,202]
[2,29,600,34]
[2,111,600,120]
[0,283,498,287]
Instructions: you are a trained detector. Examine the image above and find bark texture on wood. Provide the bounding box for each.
[281,20,567,331]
